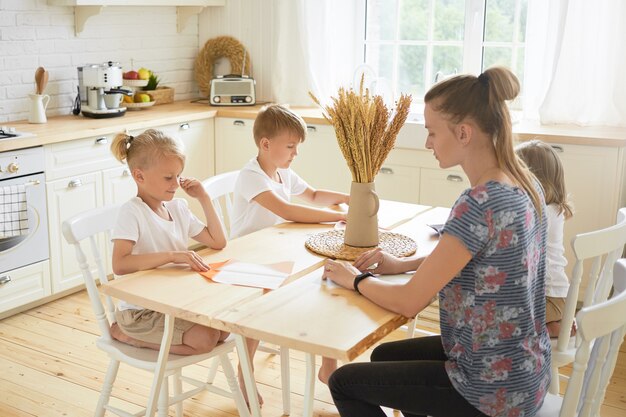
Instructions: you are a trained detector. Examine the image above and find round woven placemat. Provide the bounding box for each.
[305,230,417,261]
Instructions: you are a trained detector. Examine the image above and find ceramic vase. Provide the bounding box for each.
[28,93,50,124]
[344,181,380,247]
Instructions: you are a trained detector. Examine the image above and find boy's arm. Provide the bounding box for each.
[111,239,209,275]
[254,190,346,223]
[298,186,349,207]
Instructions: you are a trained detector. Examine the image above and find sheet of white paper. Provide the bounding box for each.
[220,261,289,278]
[211,261,291,289]
[212,271,286,290]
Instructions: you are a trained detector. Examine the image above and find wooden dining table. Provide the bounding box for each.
[99,201,450,417]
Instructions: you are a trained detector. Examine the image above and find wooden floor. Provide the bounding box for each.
[0,291,625,417]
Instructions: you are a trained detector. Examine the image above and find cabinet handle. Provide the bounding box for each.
[0,275,11,286]
[306,125,317,133]
[180,123,190,130]
[233,120,245,126]
[68,179,83,188]
[122,168,131,176]
[446,174,463,182]
[95,137,108,145]
[551,145,564,153]
[380,167,394,175]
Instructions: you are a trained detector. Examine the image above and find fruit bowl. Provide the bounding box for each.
[122,79,149,87]
[124,101,156,110]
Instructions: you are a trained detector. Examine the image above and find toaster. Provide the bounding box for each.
[210,75,256,106]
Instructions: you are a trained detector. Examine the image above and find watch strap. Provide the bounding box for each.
[353,271,374,294]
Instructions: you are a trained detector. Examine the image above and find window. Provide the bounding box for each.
[363,0,528,109]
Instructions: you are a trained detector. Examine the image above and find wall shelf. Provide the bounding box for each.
[47,1,225,35]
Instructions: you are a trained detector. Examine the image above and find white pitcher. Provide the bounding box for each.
[28,93,50,124]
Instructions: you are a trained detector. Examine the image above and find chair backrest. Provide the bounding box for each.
[202,170,239,238]
[557,258,626,417]
[556,207,626,352]
[62,204,122,341]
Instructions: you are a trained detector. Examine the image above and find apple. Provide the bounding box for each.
[124,70,139,80]
[138,68,151,80]
[134,93,151,103]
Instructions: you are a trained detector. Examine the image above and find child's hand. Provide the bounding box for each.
[171,250,210,272]
[179,177,208,200]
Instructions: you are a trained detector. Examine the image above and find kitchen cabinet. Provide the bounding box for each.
[375,147,469,207]
[214,118,257,174]
[46,118,213,294]
[0,261,51,315]
[291,124,352,193]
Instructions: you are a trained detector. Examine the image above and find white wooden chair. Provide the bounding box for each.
[61,204,249,417]
[537,258,626,417]
[202,170,239,238]
[203,171,292,415]
[550,207,626,394]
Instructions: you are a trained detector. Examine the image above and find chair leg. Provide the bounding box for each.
[280,346,291,415]
[549,365,560,394]
[173,371,183,417]
[157,378,169,417]
[406,316,417,338]
[95,359,120,417]
[206,355,220,384]
[219,352,250,417]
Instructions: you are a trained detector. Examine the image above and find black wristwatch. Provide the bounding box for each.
[353,271,374,294]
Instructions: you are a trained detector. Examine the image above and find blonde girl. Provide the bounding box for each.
[516,139,574,337]
[109,129,227,355]
[324,67,551,417]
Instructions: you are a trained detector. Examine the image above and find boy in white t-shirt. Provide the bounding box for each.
[231,104,349,383]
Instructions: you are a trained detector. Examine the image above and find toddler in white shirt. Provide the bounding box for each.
[516,139,574,337]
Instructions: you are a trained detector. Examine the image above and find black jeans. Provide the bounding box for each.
[329,336,488,417]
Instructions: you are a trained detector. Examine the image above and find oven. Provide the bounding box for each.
[0,145,49,278]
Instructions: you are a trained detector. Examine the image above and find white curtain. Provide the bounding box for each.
[524,0,626,126]
[271,0,362,106]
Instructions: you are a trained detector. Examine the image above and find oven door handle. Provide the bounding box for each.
[26,179,41,187]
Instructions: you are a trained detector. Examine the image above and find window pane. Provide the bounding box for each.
[518,1,527,42]
[485,0,516,42]
[434,0,465,41]
[399,0,429,40]
[367,0,398,41]
[365,44,395,83]
[516,46,524,82]
[482,46,512,69]
[398,45,427,97]
[433,45,463,81]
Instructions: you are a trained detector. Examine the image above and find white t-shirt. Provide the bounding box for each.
[230,158,309,239]
[112,197,206,310]
[545,204,570,297]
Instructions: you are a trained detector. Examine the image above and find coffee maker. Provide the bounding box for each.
[77,61,130,118]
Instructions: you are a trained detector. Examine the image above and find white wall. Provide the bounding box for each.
[199,0,275,104]
[0,0,201,123]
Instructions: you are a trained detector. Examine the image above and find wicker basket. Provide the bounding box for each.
[143,87,174,105]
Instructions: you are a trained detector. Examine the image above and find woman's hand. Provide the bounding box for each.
[171,250,210,272]
[179,177,208,200]
[323,259,360,290]
[353,248,403,274]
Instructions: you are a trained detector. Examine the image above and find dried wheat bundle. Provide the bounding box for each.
[310,80,411,183]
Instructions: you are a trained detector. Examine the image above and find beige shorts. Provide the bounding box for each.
[546,296,566,323]
[115,309,196,345]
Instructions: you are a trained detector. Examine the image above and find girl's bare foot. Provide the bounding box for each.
[238,372,264,407]
[318,358,338,385]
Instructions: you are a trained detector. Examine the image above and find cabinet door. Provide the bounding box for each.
[47,173,103,293]
[290,124,352,193]
[215,118,257,174]
[375,164,420,204]
[419,168,470,207]
[0,261,51,316]
[45,134,118,181]
[102,165,137,205]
